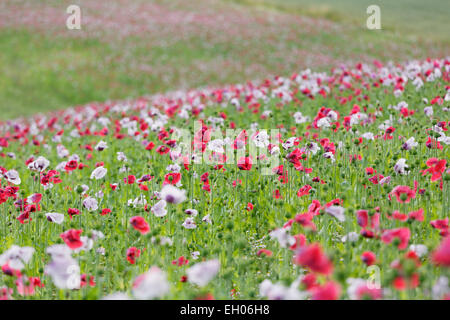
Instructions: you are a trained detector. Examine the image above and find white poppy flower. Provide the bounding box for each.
[186,259,220,287]
[45,213,65,224]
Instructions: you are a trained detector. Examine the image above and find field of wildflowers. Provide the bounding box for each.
[1,0,449,119]
[0,57,449,300]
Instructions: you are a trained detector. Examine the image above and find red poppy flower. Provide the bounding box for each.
[425,137,443,150]
[164,173,181,186]
[308,200,322,216]
[272,165,284,176]
[361,251,376,266]
[139,184,149,191]
[172,256,189,266]
[237,157,252,170]
[28,193,42,203]
[290,234,307,251]
[294,211,317,231]
[422,158,446,182]
[17,212,31,224]
[60,229,83,249]
[368,174,384,184]
[129,216,150,234]
[2,264,21,277]
[67,208,80,219]
[300,273,317,290]
[64,160,78,172]
[198,180,208,192]
[126,247,141,264]
[273,189,282,199]
[145,142,155,150]
[156,145,170,155]
[80,274,96,287]
[393,274,419,291]
[125,175,136,184]
[200,172,209,183]
[257,249,273,257]
[101,208,111,216]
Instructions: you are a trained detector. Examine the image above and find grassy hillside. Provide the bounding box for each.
[233,0,450,42]
[0,0,448,120]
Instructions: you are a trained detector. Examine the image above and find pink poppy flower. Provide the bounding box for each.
[390,184,417,203]
[422,158,446,182]
[294,212,317,231]
[381,228,410,250]
[297,185,312,197]
[310,281,340,300]
[432,236,450,267]
[294,243,333,275]
[408,208,424,222]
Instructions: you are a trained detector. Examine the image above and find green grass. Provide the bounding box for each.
[0,30,112,119]
[0,0,449,120]
[230,0,450,43]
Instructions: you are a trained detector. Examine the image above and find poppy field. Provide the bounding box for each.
[0,57,449,300]
[1,0,450,120]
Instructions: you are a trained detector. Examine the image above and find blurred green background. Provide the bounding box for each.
[0,0,449,120]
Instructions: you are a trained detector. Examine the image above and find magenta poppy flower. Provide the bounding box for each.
[237,157,252,170]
